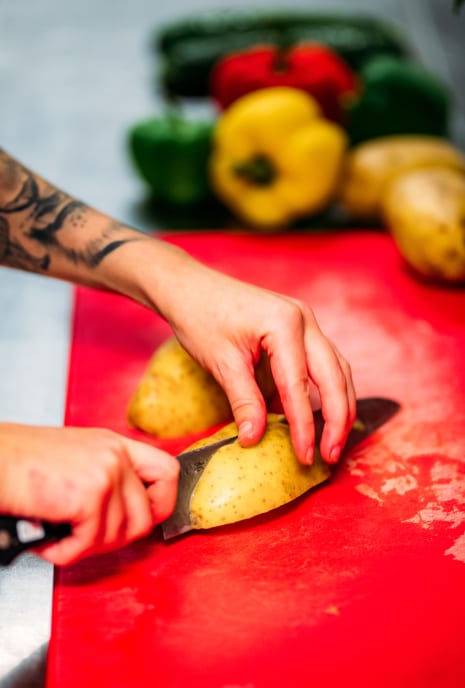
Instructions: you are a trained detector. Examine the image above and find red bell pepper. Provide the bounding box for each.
[210,43,359,122]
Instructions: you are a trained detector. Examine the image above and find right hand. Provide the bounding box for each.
[0,423,179,565]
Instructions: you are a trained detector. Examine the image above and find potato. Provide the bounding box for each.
[382,166,465,283]
[127,337,275,438]
[187,414,330,529]
[338,135,465,221]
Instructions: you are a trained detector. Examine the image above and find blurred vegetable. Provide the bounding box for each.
[210,44,358,122]
[156,10,409,98]
[347,56,451,144]
[338,135,465,221]
[382,167,465,283]
[209,87,347,230]
[128,112,214,205]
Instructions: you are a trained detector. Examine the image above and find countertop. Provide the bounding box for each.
[0,0,464,685]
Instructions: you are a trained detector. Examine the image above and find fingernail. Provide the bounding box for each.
[239,421,254,441]
[329,445,341,463]
[305,448,314,465]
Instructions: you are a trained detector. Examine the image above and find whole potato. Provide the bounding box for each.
[338,135,465,221]
[382,166,465,283]
[127,337,275,438]
[188,414,330,529]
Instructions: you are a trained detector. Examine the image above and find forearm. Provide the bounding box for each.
[0,148,195,315]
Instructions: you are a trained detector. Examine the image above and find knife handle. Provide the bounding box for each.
[0,516,71,566]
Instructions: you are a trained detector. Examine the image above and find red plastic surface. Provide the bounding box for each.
[48,231,465,688]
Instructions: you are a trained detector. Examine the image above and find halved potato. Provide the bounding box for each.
[188,414,330,529]
[128,337,275,438]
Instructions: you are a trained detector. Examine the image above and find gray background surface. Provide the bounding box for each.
[0,0,464,685]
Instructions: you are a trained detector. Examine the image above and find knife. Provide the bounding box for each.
[0,397,400,563]
[162,396,400,540]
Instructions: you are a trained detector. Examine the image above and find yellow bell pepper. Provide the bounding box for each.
[209,86,347,229]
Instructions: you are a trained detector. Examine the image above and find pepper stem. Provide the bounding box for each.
[233,155,276,186]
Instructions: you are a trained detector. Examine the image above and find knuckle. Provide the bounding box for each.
[280,376,310,405]
[279,301,306,332]
[230,397,264,418]
[88,459,121,500]
[285,298,315,325]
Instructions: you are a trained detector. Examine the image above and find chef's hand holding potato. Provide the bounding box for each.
[153,257,356,465]
[0,149,355,563]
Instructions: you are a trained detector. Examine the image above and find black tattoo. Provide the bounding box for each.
[0,150,144,273]
[88,239,135,267]
[28,199,86,245]
[1,174,38,213]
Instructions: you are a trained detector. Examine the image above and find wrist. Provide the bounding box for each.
[100,235,204,322]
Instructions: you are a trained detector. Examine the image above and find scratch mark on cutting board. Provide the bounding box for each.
[355,483,383,504]
[381,475,418,495]
[445,532,465,562]
[349,451,465,563]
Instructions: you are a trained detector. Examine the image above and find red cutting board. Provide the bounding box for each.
[47,231,465,688]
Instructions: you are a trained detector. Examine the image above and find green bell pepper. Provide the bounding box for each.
[346,55,451,144]
[128,113,214,206]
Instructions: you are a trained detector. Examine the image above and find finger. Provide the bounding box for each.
[120,437,180,524]
[121,437,180,485]
[36,503,127,565]
[263,326,316,465]
[334,346,357,426]
[33,539,81,566]
[146,478,179,524]
[214,352,268,447]
[33,501,116,566]
[119,469,154,543]
[35,475,130,565]
[305,337,351,464]
[34,524,98,565]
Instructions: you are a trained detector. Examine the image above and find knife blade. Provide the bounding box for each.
[162,396,400,540]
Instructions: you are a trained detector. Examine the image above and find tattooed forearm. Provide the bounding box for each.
[0,149,147,275]
[0,215,50,270]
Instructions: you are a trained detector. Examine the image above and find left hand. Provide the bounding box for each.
[156,255,356,466]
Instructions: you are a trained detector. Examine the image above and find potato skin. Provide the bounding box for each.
[382,166,465,283]
[338,135,465,221]
[128,337,231,438]
[189,414,330,529]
